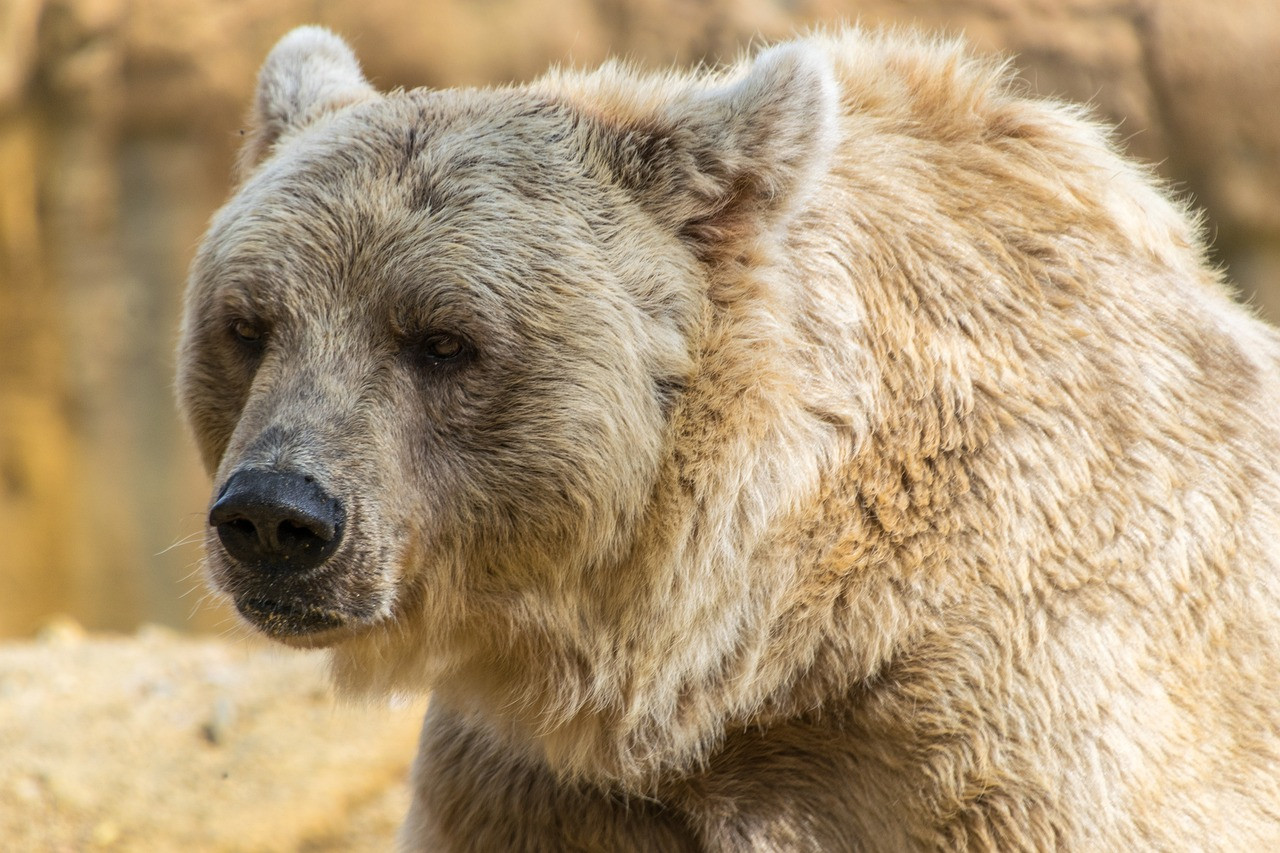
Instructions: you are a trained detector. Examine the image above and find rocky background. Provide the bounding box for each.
[0,0,1277,849]
[1,619,428,851]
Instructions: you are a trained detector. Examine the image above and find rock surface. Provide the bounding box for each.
[0,623,425,851]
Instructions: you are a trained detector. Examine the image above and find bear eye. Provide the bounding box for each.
[230,318,265,347]
[419,332,466,362]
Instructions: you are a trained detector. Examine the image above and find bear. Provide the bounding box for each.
[177,24,1280,851]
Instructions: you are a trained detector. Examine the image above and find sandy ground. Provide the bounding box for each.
[0,621,428,851]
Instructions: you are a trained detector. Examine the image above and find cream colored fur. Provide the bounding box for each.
[178,25,1280,851]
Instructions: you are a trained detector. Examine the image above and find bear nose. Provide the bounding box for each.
[209,469,345,571]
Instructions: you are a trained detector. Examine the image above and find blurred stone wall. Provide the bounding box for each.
[1,0,1277,636]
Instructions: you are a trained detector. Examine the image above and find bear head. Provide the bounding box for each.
[178,26,837,772]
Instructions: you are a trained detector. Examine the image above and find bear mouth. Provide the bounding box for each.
[234,596,350,639]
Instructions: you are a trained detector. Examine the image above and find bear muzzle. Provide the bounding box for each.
[208,467,358,639]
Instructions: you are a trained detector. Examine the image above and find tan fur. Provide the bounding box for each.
[178,25,1280,851]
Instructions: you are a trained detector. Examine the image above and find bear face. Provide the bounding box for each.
[178,28,835,674]
[183,92,682,645]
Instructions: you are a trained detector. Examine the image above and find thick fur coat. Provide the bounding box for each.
[178,25,1280,851]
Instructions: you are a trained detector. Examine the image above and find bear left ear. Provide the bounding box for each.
[237,26,379,181]
[592,42,839,246]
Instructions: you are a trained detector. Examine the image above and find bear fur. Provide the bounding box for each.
[178,25,1280,851]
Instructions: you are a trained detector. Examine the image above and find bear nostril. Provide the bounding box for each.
[214,516,265,565]
[275,518,334,558]
[225,518,258,538]
[209,469,345,571]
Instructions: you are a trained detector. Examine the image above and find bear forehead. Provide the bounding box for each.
[201,89,613,284]
[204,91,605,260]
[252,89,588,210]
[194,90,628,323]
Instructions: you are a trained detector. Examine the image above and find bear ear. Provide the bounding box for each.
[236,26,378,180]
[594,42,839,247]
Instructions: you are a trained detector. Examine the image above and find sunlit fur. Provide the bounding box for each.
[178,25,1280,851]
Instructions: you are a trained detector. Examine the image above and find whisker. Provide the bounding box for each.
[156,531,207,557]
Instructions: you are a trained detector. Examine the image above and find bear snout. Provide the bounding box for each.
[209,468,346,573]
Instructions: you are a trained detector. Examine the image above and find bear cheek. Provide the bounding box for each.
[178,353,249,474]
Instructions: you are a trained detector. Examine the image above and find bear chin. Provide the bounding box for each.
[233,596,355,642]
[229,594,376,643]
[232,598,386,648]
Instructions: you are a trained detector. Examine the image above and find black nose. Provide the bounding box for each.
[209,469,345,571]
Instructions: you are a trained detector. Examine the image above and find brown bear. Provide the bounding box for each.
[177,25,1280,851]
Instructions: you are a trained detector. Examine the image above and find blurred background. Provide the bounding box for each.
[2,0,1279,639]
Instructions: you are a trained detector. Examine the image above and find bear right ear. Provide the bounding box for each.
[236,26,378,181]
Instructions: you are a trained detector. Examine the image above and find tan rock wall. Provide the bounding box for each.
[1,0,1277,636]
